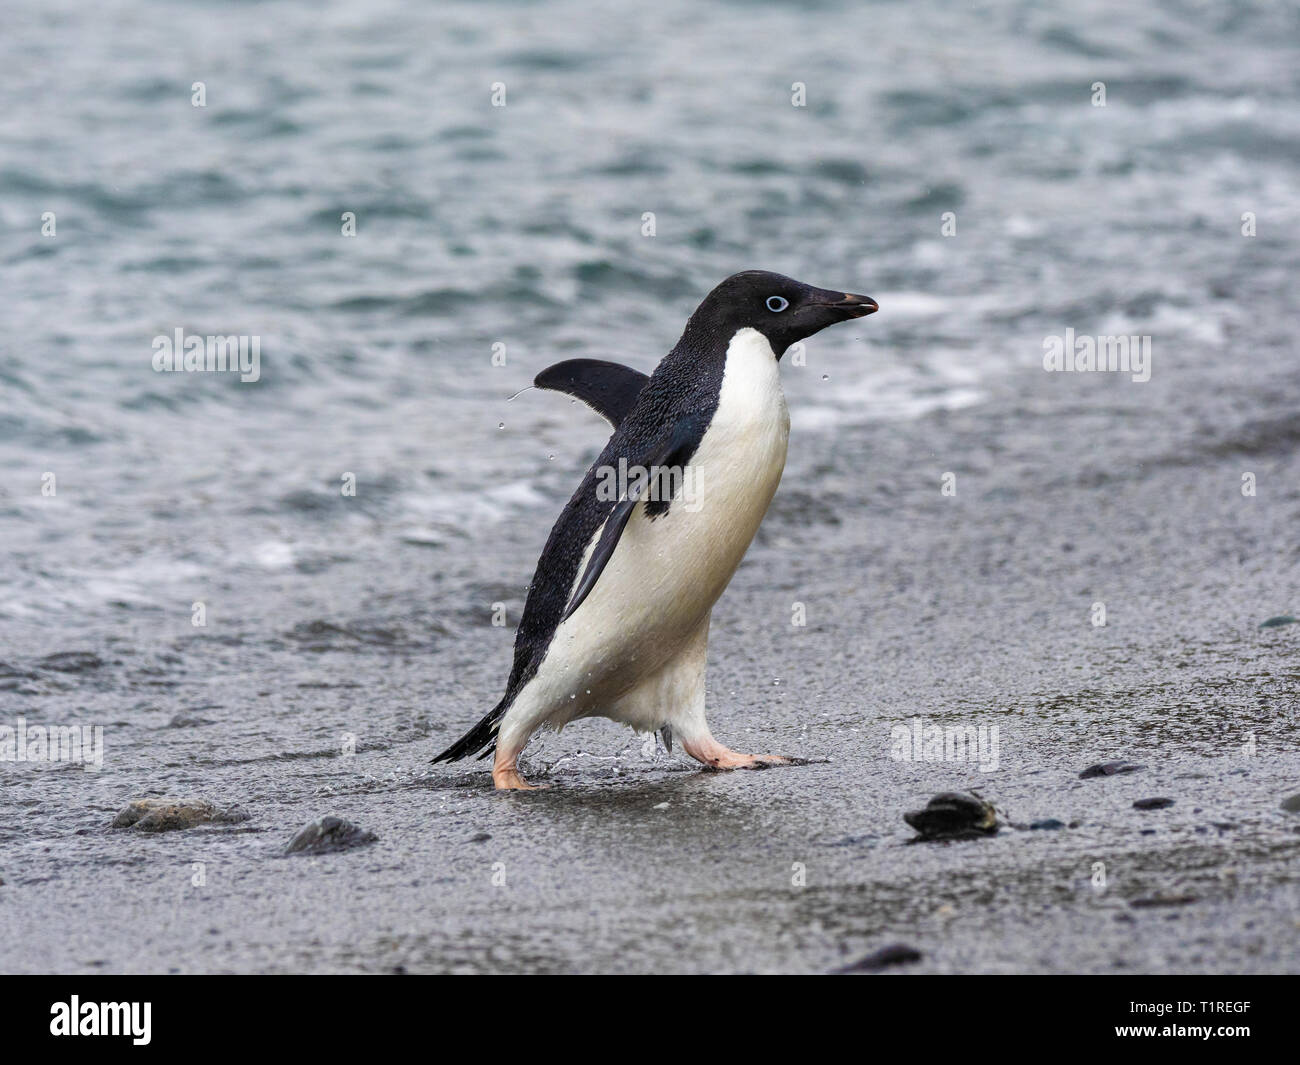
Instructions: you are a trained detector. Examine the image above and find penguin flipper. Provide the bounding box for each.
[534,359,649,428]
[561,412,708,623]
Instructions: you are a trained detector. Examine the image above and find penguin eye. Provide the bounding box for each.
[766,295,789,312]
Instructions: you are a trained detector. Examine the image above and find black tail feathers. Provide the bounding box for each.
[430,697,508,764]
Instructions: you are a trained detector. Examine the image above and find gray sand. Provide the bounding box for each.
[6,357,1299,974]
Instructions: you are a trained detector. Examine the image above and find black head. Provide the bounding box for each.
[678,270,878,359]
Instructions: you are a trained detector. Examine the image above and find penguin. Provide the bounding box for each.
[433,270,878,789]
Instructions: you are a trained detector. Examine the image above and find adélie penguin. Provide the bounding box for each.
[433,270,878,789]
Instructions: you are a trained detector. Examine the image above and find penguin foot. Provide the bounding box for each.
[491,751,548,790]
[681,736,790,771]
[492,766,548,790]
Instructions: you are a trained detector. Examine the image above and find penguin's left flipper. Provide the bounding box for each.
[534,359,649,428]
[561,411,709,622]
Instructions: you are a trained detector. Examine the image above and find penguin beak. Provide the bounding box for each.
[822,293,879,319]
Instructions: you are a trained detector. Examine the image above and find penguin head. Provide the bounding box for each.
[689,270,878,358]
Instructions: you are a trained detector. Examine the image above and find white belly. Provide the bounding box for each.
[499,328,789,745]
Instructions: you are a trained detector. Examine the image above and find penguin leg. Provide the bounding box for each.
[491,743,545,790]
[491,708,549,790]
[664,615,792,771]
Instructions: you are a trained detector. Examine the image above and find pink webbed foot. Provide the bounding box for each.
[492,749,549,790]
[681,735,791,771]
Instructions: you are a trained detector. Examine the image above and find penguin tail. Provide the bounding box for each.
[430,697,508,764]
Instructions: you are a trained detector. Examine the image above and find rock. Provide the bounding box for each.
[1280,794,1300,813]
[1030,818,1066,830]
[834,943,923,972]
[285,815,377,855]
[1259,615,1297,628]
[1130,894,1197,908]
[904,792,998,841]
[467,832,492,843]
[1133,797,1174,810]
[112,798,250,832]
[1080,761,1144,779]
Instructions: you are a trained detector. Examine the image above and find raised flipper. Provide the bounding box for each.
[561,411,709,622]
[534,359,649,428]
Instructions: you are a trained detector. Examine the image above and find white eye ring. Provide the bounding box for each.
[766,295,789,312]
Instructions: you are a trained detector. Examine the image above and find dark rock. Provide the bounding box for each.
[834,943,923,972]
[1130,894,1198,908]
[1030,818,1066,830]
[1133,797,1174,810]
[285,815,378,855]
[467,832,492,843]
[112,798,250,832]
[1259,615,1297,628]
[1280,794,1300,814]
[904,792,998,841]
[1080,761,1144,779]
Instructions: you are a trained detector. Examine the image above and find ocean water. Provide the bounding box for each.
[4,0,1297,651]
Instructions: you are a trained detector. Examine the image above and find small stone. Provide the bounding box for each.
[1029,818,1066,830]
[285,815,378,855]
[1080,761,1144,779]
[112,798,249,832]
[1259,616,1297,628]
[467,832,492,843]
[1130,894,1197,908]
[904,792,998,841]
[1133,797,1174,810]
[834,943,923,973]
[1280,794,1300,813]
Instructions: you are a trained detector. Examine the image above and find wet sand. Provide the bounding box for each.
[6,349,1299,975]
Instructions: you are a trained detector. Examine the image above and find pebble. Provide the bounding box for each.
[834,943,923,973]
[1080,761,1144,779]
[904,792,998,841]
[1130,894,1198,908]
[285,815,378,855]
[112,798,250,832]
